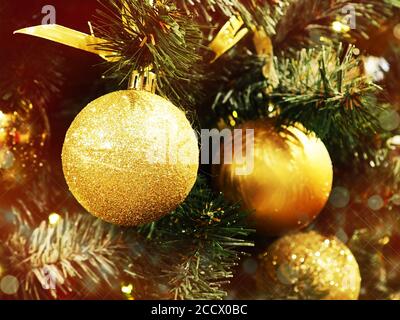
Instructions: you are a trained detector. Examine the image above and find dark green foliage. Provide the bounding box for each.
[5,0,400,301]
[204,1,400,166]
[210,44,383,164]
[0,177,253,300]
[178,0,284,35]
[272,0,395,51]
[348,228,393,300]
[1,212,130,300]
[94,0,205,108]
[211,53,270,122]
[0,46,64,109]
[273,44,381,160]
[385,0,400,8]
[134,176,254,300]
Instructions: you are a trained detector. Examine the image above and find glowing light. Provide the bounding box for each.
[0,149,15,169]
[369,160,376,168]
[394,24,400,40]
[379,236,390,246]
[0,111,6,123]
[364,56,390,82]
[121,283,133,295]
[48,213,61,225]
[331,21,351,33]
[268,103,274,112]
[367,195,384,211]
[121,283,134,300]
[329,187,350,208]
[352,48,360,56]
[0,111,11,128]
[0,275,19,295]
[388,135,400,147]
[319,36,330,43]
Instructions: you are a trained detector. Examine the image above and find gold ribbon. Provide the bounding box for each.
[14,24,119,62]
[14,23,159,93]
[252,28,279,89]
[208,15,249,63]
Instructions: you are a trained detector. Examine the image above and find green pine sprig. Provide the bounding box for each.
[2,211,130,300]
[273,44,381,160]
[94,0,205,108]
[272,0,397,51]
[135,176,254,300]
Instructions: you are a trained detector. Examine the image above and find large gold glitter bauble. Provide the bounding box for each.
[257,231,361,300]
[0,98,49,193]
[214,120,333,236]
[62,90,199,226]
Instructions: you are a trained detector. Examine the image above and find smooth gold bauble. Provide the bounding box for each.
[62,90,199,226]
[215,120,333,236]
[257,231,361,300]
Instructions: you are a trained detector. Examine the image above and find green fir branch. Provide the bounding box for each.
[211,52,271,123]
[272,0,397,51]
[273,44,382,162]
[2,212,130,300]
[178,0,289,36]
[0,175,253,300]
[385,0,400,8]
[136,177,254,300]
[94,0,204,108]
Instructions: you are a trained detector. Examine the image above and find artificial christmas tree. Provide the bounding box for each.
[1,0,400,300]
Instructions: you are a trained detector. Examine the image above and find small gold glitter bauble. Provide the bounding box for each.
[0,98,49,192]
[214,120,333,236]
[257,231,361,300]
[62,90,199,226]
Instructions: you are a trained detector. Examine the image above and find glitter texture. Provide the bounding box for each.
[62,90,199,226]
[257,231,361,300]
[0,101,49,192]
[215,120,333,236]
